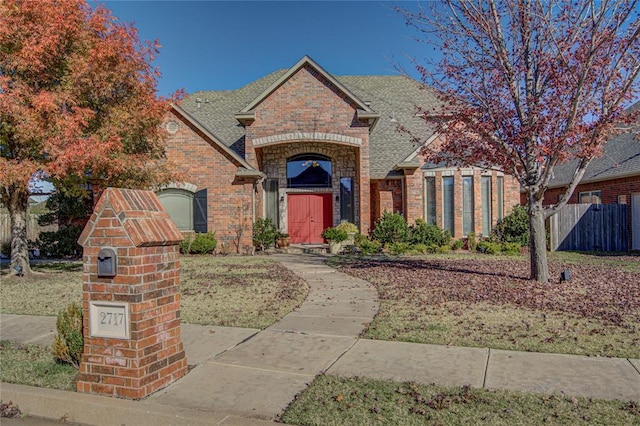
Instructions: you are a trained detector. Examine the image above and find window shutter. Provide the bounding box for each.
[193,189,208,233]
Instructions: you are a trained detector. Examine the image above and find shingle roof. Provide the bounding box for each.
[549,106,640,188]
[178,68,441,179]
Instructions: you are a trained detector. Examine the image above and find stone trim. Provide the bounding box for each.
[157,182,198,193]
[253,132,362,147]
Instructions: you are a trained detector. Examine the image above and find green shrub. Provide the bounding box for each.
[372,212,409,245]
[502,241,522,255]
[187,232,217,254]
[467,232,477,251]
[37,225,83,258]
[409,219,449,246]
[451,239,464,250]
[180,234,193,254]
[492,205,530,246]
[389,242,411,255]
[436,245,451,254]
[477,240,502,255]
[410,243,428,254]
[37,191,91,228]
[1,241,10,256]
[336,221,358,234]
[442,229,452,246]
[359,239,382,255]
[354,233,368,247]
[426,243,440,253]
[253,218,278,250]
[322,227,348,242]
[52,302,83,369]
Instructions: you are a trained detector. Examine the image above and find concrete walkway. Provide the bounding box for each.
[1,253,639,425]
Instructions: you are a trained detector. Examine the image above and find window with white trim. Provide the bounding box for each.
[462,176,474,236]
[579,190,601,204]
[442,176,454,234]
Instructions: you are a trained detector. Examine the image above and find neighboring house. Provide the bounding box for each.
[541,102,640,250]
[159,56,520,249]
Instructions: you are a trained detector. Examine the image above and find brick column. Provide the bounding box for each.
[77,188,188,400]
[404,169,425,225]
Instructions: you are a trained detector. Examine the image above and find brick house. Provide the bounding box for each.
[540,103,640,250]
[159,56,520,250]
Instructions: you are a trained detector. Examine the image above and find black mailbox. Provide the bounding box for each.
[97,248,117,278]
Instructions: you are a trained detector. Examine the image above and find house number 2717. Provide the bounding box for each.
[99,312,124,326]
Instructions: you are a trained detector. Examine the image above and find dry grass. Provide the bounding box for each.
[0,256,308,329]
[333,252,640,358]
[179,255,308,328]
[282,375,640,426]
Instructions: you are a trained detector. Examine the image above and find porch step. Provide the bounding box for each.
[278,244,329,255]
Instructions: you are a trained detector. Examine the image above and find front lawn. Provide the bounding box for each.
[332,252,640,358]
[0,341,77,391]
[0,255,308,329]
[281,375,640,426]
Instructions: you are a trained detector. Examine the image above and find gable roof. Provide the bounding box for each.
[177,58,442,179]
[548,104,640,188]
[237,56,378,120]
[170,104,264,178]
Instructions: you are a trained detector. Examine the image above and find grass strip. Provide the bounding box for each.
[281,375,640,426]
[0,341,77,391]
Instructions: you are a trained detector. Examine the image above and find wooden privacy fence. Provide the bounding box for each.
[0,213,58,245]
[548,203,628,252]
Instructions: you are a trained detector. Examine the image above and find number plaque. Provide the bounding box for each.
[89,302,130,339]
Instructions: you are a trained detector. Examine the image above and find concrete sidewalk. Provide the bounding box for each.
[1,253,639,425]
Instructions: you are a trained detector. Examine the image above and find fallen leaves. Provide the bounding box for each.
[339,257,640,326]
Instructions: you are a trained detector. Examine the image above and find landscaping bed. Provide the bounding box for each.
[333,252,640,358]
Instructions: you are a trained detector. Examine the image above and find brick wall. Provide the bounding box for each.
[370,179,403,226]
[77,188,187,400]
[245,64,373,233]
[404,169,425,224]
[164,111,256,251]
[410,170,520,239]
[261,143,358,231]
[540,175,640,206]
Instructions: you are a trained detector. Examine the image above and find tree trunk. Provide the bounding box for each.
[7,188,32,277]
[528,199,549,282]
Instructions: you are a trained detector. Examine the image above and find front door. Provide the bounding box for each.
[288,194,332,244]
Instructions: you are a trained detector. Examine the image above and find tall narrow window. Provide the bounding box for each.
[497,176,504,221]
[265,179,279,228]
[481,176,492,236]
[425,177,436,225]
[462,176,474,235]
[340,177,354,223]
[442,176,454,234]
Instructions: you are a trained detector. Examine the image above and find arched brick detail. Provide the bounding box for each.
[253,132,362,147]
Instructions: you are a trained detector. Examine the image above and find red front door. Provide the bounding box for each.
[288,194,332,244]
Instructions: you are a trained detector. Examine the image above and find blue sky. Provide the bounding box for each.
[102,1,428,96]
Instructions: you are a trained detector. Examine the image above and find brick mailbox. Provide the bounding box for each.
[77,188,188,399]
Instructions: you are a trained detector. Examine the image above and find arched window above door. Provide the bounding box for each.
[286,154,332,188]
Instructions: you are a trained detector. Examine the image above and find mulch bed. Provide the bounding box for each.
[339,257,640,326]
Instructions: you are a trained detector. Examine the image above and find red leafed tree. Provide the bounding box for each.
[398,0,640,282]
[1,0,176,276]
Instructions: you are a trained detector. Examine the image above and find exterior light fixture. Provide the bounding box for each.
[13,265,24,277]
